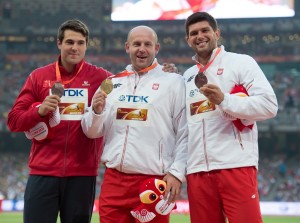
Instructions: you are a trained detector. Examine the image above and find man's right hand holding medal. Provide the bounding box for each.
[92,90,107,115]
[38,95,61,117]
[39,81,63,117]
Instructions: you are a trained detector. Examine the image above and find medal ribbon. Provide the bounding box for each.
[196,47,221,73]
[108,61,158,79]
[55,61,84,85]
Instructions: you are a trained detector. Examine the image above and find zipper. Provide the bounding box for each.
[63,121,70,176]
[159,142,165,173]
[237,131,244,150]
[119,75,137,172]
[134,73,140,91]
[133,72,150,92]
[232,123,244,150]
[63,83,72,176]
[203,119,209,171]
[119,75,139,171]
[120,125,130,172]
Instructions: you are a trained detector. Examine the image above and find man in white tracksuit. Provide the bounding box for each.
[81,26,187,223]
[183,12,278,223]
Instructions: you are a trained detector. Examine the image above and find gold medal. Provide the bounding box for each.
[100,79,113,94]
[51,82,64,98]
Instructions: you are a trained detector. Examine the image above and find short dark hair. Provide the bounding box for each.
[57,19,89,44]
[185,12,218,36]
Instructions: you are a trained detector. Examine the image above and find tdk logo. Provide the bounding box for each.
[119,95,149,103]
[64,89,84,97]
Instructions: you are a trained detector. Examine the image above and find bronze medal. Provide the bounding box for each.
[100,79,113,94]
[51,82,64,98]
[194,72,208,89]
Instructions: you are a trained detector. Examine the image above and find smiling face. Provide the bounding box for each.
[186,20,220,65]
[57,30,87,72]
[125,26,160,72]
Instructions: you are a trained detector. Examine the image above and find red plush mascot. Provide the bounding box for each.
[131,178,176,222]
[230,84,254,131]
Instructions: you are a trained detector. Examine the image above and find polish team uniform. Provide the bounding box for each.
[183,46,278,223]
[81,59,188,223]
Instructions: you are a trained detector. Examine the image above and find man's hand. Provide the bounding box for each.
[163,172,181,204]
[38,95,60,117]
[92,90,107,114]
[163,63,178,73]
[200,84,224,105]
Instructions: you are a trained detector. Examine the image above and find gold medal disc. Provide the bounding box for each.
[100,79,113,94]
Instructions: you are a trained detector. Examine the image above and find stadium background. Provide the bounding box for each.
[0,0,299,219]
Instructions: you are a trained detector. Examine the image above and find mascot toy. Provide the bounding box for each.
[131,178,176,222]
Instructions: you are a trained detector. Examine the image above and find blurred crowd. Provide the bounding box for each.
[258,152,300,202]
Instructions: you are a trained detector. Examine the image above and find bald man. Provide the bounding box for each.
[81,26,188,223]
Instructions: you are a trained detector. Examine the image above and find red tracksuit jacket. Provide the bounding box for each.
[7,58,111,177]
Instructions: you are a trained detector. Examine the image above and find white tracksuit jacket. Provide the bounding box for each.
[81,59,188,182]
[184,46,278,175]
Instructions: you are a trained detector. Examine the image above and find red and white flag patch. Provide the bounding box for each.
[152,83,159,90]
[217,68,224,75]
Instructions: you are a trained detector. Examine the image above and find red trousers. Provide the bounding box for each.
[99,168,170,223]
[187,167,263,223]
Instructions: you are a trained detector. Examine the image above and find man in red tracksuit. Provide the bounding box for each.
[7,19,110,223]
